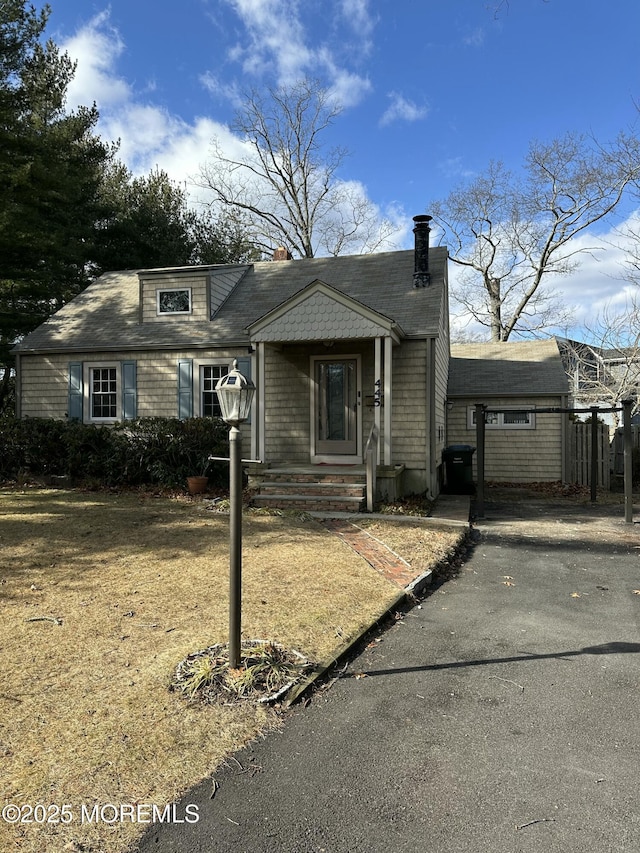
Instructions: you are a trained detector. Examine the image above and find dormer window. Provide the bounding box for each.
[157,288,192,315]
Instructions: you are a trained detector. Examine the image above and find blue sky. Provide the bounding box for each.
[51,0,640,335]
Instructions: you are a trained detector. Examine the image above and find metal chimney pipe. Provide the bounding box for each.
[413,214,432,287]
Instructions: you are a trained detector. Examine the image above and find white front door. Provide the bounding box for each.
[311,356,361,462]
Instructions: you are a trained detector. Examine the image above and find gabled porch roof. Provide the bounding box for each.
[246,279,404,344]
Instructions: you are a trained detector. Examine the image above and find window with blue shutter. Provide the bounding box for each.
[178,359,193,419]
[68,362,83,421]
[122,361,137,420]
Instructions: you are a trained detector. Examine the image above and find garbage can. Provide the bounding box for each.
[442,444,476,494]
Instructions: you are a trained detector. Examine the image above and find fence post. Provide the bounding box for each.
[475,403,486,518]
[623,399,633,524]
[590,407,599,503]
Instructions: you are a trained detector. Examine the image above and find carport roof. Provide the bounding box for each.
[448,339,569,397]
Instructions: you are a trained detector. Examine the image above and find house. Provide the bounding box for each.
[556,336,640,427]
[13,216,451,505]
[446,340,571,483]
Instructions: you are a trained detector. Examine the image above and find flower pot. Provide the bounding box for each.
[187,476,208,495]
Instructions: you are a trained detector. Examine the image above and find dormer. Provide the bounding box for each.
[138,265,250,324]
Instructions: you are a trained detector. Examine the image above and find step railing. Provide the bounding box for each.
[364,423,379,512]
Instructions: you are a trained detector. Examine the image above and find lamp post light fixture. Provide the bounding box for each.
[215,360,256,669]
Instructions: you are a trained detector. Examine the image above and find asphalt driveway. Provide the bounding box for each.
[136,498,640,853]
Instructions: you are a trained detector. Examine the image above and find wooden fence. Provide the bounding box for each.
[611,424,640,477]
[567,421,611,488]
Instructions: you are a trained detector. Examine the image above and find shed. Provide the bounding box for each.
[446,339,570,483]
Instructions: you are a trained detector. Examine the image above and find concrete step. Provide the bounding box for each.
[252,493,366,513]
[261,471,365,485]
[259,481,366,498]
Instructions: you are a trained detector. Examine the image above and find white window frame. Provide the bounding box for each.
[84,362,121,423]
[467,406,536,430]
[194,360,230,417]
[156,287,192,315]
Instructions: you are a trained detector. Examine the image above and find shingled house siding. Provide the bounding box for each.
[447,395,563,482]
[434,300,450,478]
[19,349,250,423]
[20,355,69,418]
[140,272,209,324]
[391,340,428,478]
[263,342,379,464]
[263,346,311,464]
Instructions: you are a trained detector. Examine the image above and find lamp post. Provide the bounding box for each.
[215,360,256,669]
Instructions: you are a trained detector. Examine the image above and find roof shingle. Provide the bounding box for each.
[448,340,569,397]
[15,248,448,353]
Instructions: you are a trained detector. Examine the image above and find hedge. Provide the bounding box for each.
[0,417,230,489]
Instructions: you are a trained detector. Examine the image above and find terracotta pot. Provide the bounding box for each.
[187,476,208,495]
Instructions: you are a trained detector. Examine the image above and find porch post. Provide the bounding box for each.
[384,335,392,466]
[257,341,266,463]
[374,337,382,464]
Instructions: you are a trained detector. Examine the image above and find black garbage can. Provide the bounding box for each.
[442,444,476,494]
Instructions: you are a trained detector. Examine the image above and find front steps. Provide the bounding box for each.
[251,467,367,514]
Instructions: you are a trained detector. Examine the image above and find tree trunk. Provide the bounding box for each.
[487,277,503,342]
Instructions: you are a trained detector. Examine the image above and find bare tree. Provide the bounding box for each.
[197,79,395,258]
[558,298,640,425]
[431,133,640,341]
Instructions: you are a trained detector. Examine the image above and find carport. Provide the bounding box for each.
[474,400,636,523]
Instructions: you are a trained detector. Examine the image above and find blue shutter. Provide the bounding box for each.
[178,359,193,419]
[235,356,252,425]
[68,362,83,421]
[122,361,137,420]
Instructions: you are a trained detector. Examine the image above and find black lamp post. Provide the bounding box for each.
[215,360,256,668]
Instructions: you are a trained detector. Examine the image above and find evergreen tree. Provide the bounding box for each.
[0,1,114,409]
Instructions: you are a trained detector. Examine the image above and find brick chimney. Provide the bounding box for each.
[413,214,432,287]
[272,246,293,261]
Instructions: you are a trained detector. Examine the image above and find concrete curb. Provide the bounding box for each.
[285,569,435,707]
[285,534,468,707]
[285,588,410,707]
[284,499,472,707]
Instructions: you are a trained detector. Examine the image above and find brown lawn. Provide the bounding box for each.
[0,487,463,852]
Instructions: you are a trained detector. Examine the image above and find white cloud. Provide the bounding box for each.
[221,0,371,105]
[318,49,372,108]
[463,27,485,48]
[437,156,476,181]
[199,73,243,107]
[337,0,377,49]
[61,11,130,110]
[223,0,313,82]
[379,92,428,127]
[57,4,390,249]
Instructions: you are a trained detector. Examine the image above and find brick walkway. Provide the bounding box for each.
[320,519,418,589]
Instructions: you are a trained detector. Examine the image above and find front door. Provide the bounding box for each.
[312,357,360,461]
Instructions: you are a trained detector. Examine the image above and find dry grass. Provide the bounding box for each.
[356,518,465,578]
[0,487,406,853]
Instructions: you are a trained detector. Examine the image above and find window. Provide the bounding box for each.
[200,364,229,417]
[157,288,191,315]
[90,367,117,420]
[467,406,535,430]
[72,361,136,423]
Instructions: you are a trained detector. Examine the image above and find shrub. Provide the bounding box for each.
[0,416,230,489]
